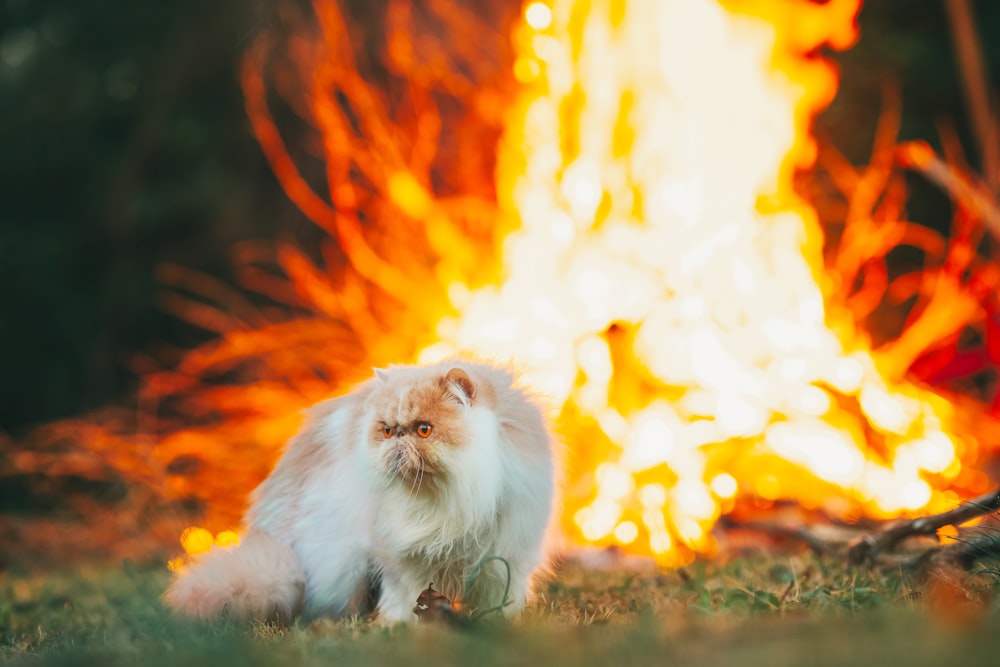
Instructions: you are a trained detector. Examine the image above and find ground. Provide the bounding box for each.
[3,553,1000,666]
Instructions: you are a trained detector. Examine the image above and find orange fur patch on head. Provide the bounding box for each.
[366,367,477,487]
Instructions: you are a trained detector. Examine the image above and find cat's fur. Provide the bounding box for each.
[164,359,557,624]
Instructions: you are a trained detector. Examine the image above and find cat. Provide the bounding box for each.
[164,359,558,624]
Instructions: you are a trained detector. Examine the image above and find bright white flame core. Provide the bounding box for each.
[422,0,965,562]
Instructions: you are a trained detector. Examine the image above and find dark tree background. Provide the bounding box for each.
[0,0,303,434]
[0,0,996,435]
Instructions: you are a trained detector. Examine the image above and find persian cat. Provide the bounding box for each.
[164,359,557,624]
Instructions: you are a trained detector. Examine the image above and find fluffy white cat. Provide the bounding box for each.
[164,359,557,624]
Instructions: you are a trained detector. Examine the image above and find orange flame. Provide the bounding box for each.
[39,0,985,566]
[405,0,982,563]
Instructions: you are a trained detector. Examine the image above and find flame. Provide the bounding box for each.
[58,0,985,566]
[169,527,240,571]
[391,0,979,564]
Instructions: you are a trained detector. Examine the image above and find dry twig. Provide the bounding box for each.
[845,487,1000,565]
[943,0,998,193]
[898,141,1000,238]
[898,529,1000,573]
[722,490,1000,575]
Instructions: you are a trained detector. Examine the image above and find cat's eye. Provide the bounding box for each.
[382,424,394,438]
[416,423,433,438]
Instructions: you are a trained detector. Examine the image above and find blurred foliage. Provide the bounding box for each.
[820,0,1000,234]
[0,0,308,433]
[0,0,996,433]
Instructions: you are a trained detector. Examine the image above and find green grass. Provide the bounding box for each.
[3,554,1000,666]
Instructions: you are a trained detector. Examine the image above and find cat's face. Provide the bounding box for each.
[365,366,477,490]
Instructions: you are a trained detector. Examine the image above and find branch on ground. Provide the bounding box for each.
[847,488,1000,566]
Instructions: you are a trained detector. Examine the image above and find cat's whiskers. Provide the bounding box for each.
[384,450,404,486]
[407,454,423,497]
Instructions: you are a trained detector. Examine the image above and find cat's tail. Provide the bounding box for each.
[163,529,305,622]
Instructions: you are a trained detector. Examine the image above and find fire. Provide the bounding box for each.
[168,527,240,572]
[16,0,988,567]
[404,0,978,563]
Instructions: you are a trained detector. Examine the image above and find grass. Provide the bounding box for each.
[3,553,1000,666]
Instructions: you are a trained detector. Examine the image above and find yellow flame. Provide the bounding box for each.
[171,527,242,571]
[214,530,241,548]
[172,0,978,568]
[419,0,973,563]
[179,526,215,556]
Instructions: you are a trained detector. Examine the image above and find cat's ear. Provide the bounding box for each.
[444,368,475,406]
[373,367,390,382]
